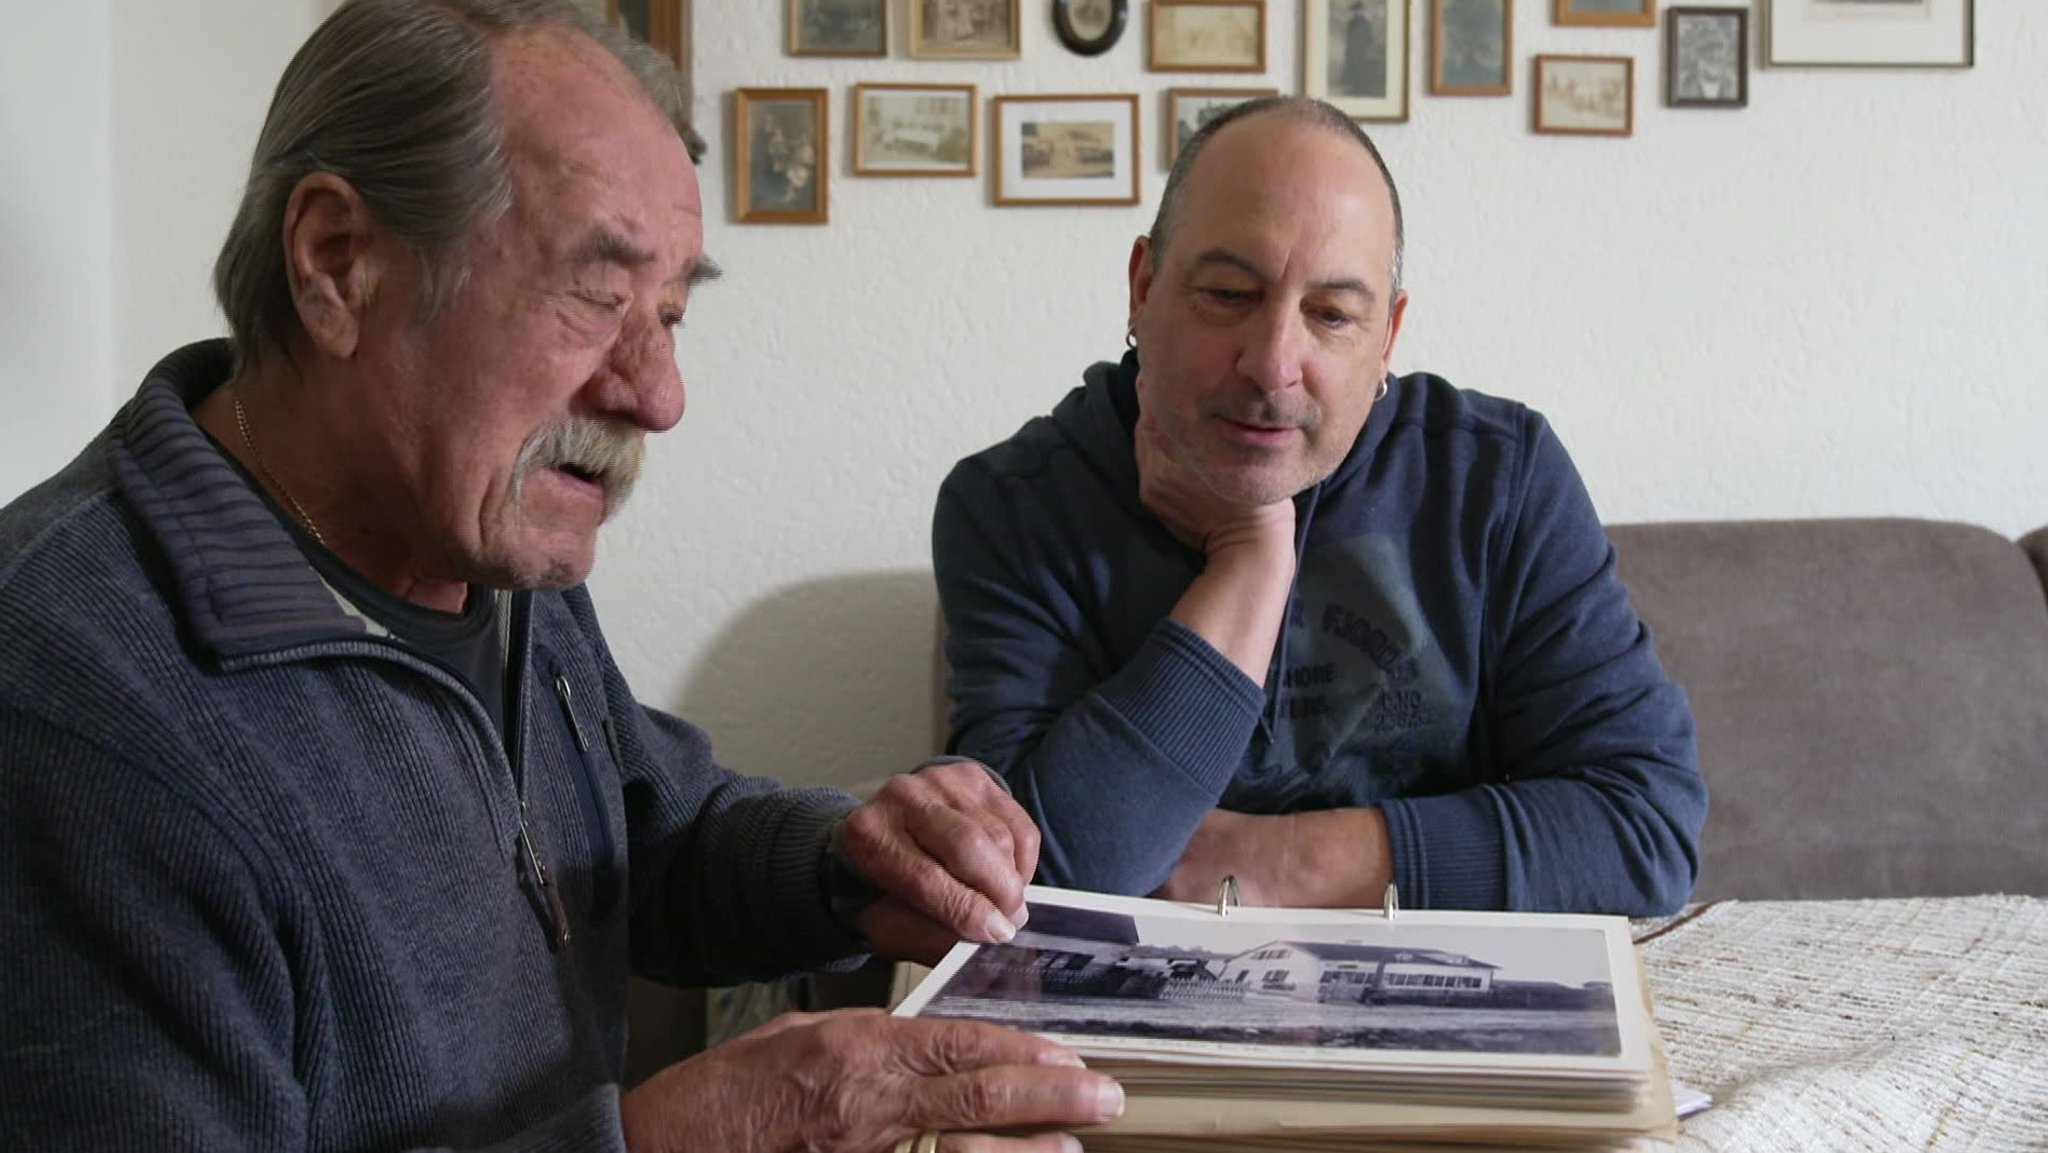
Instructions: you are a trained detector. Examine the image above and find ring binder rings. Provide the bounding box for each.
[1213,876,1401,919]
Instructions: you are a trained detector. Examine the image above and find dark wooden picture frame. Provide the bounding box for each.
[1053,0,1130,55]
[1665,6,1746,108]
[1431,0,1512,96]
[1553,0,1654,29]
[734,88,829,223]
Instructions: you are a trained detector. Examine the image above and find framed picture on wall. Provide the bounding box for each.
[992,94,1141,206]
[787,0,887,56]
[1532,54,1634,136]
[909,0,1022,59]
[1553,0,1654,28]
[1164,86,1278,166]
[573,1,691,101]
[1431,0,1512,95]
[1054,0,1131,56]
[734,88,829,223]
[1148,0,1268,72]
[1304,0,1412,122]
[853,83,978,176]
[1764,0,1973,69]
[1666,7,1746,107]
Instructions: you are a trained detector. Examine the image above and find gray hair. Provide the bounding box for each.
[1147,96,1405,300]
[212,0,701,370]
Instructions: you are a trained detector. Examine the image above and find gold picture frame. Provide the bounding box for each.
[1164,86,1277,167]
[1148,0,1268,72]
[1532,54,1634,137]
[1553,0,1654,29]
[734,88,830,223]
[1303,0,1412,123]
[991,93,1141,207]
[1430,0,1512,96]
[853,83,979,177]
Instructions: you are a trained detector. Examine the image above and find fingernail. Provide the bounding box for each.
[1040,1050,1087,1068]
[983,910,1018,943]
[1011,904,1031,928]
[1058,1136,1084,1153]
[1095,1078,1126,1121]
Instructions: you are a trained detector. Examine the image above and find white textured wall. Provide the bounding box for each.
[0,1,112,498]
[5,2,2044,793]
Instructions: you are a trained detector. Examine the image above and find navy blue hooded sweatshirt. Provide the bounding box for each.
[934,353,1705,915]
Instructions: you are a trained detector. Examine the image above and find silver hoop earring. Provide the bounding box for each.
[1125,326,1138,350]
[1374,377,1389,402]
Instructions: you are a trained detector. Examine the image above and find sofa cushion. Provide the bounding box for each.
[1610,518,2048,901]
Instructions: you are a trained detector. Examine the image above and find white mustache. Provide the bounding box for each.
[512,418,644,519]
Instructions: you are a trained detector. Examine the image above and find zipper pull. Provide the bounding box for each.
[553,672,589,752]
[517,818,572,951]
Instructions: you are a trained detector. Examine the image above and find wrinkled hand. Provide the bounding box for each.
[621,1009,1123,1153]
[1132,387,1294,557]
[1152,808,1394,910]
[839,760,1039,964]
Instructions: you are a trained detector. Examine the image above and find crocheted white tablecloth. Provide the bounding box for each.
[1636,895,2048,1152]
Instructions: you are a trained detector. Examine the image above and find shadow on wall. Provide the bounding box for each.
[671,569,949,793]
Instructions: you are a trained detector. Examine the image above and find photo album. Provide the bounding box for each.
[894,886,1679,1151]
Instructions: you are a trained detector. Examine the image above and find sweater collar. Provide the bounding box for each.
[109,339,368,661]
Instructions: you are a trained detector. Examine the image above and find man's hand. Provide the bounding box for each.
[837,760,1039,964]
[621,1009,1123,1153]
[1152,807,1395,909]
[1133,409,1295,557]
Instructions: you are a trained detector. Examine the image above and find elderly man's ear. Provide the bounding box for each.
[282,173,387,359]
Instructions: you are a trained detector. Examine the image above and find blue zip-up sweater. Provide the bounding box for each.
[0,341,865,1151]
[934,354,1705,916]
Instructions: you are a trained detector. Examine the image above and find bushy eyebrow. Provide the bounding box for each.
[566,228,722,290]
[1187,247,1379,307]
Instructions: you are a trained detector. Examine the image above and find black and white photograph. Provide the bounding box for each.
[1054,0,1130,55]
[786,0,886,56]
[853,84,976,176]
[1431,0,1512,96]
[1148,0,1267,72]
[569,0,689,73]
[1765,0,1972,67]
[1533,54,1634,136]
[909,0,1022,58]
[992,94,1140,206]
[734,88,828,223]
[1304,0,1411,121]
[1554,0,1655,27]
[897,888,1652,1074]
[1165,87,1277,166]
[1666,6,1747,107]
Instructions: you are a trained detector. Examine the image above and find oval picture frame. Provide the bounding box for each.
[1053,0,1130,57]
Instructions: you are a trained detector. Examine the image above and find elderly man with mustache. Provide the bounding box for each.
[933,96,1706,920]
[0,2,1122,1152]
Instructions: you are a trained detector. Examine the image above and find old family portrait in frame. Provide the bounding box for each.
[1149,0,1267,72]
[786,0,886,57]
[1554,0,1654,28]
[1165,87,1277,166]
[1765,0,1974,68]
[734,88,828,223]
[1303,0,1411,122]
[1431,0,1511,96]
[1054,0,1130,56]
[910,0,1022,59]
[1666,6,1746,107]
[853,83,977,176]
[1533,54,1633,136]
[993,94,1140,207]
